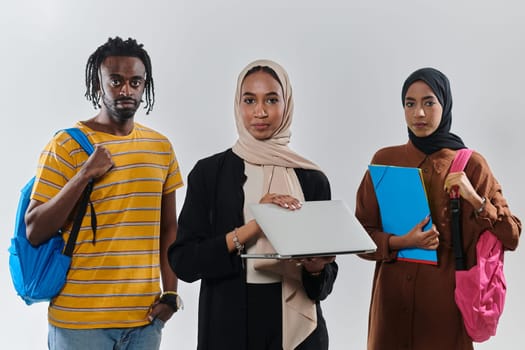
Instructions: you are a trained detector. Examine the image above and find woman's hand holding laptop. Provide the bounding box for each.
[259,192,302,210]
[295,257,337,275]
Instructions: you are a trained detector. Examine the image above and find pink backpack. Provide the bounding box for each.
[449,148,506,342]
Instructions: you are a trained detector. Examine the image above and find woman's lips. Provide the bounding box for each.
[252,123,269,130]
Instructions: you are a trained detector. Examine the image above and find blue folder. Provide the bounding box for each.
[368,164,438,265]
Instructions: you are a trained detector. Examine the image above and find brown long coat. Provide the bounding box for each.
[356,142,521,350]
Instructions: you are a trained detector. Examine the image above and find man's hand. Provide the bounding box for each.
[148,301,176,323]
[81,145,114,179]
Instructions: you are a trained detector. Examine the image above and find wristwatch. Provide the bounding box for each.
[159,291,184,312]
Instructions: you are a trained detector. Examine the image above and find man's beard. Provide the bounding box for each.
[102,94,140,122]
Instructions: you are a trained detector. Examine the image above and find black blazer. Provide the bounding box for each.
[168,149,338,350]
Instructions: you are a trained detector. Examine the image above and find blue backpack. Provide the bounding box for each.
[8,128,94,305]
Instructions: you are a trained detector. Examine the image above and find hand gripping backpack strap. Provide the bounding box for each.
[61,128,96,256]
[449,148,474,271]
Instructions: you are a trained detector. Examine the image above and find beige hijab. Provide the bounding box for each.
[232,59,321,171]
[233,59,320,349]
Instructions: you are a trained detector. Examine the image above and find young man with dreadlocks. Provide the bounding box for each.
[25,36,183,349]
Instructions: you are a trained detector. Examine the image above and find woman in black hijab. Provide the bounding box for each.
[402,67,465,154]
[355,67,521,350]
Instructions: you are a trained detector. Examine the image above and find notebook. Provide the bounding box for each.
[241,199,377,259]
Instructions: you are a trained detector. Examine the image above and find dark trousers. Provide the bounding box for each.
[247,283,282,350]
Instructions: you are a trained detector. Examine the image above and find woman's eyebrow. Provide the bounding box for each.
[242,91,281,96]
[404,95,436,101]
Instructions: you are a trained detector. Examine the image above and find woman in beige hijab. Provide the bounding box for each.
[169,59,338,350]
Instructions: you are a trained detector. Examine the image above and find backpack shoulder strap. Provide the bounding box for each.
[59,128,95,256]
[450,148,473,271]
[62,128,94,155]
[450,148,473,173]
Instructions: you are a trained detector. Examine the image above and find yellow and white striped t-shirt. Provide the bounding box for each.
[31,122,183,329]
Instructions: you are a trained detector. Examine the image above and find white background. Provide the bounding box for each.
[1,1,523,349]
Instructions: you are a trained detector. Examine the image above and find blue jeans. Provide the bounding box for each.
[48,319,164,350]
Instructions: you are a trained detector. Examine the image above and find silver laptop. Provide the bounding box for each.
[241,200,376,259]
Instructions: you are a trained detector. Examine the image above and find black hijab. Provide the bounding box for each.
[401,67,466,154]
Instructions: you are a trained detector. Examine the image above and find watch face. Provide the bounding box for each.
[176,295,184,310]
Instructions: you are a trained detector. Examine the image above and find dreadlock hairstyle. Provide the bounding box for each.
[85,36,155,114]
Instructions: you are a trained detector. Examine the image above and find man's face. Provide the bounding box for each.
[98,56,146,122]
